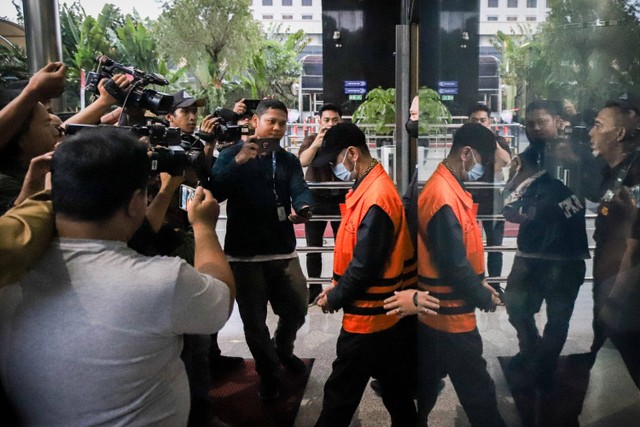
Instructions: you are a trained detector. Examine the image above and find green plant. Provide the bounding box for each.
[419,87,451,135]
[352,86,451,135]
[352,87,396,134]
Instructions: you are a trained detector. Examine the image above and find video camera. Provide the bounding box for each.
[85,55,174,115]
[65,123,191,176]
[197,107,250,143]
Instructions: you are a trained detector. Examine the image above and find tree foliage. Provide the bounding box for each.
[231,25,308,105]
[154,0,261,106]
[495,0,640,114]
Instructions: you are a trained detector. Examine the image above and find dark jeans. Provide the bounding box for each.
[305,193,342,281]
[316,321,416,427]
[181,334,212,399]
[231,258,308,379]
[482,220,505,284]
[505,256,585,371]
[609,330,640,389]
[417,324,505,427]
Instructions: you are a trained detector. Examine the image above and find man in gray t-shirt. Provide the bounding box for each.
[0,127,235,426]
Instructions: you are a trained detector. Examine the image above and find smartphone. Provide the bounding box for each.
[256,138,281,154]
[243,99,261,111]
[179,184,196,211]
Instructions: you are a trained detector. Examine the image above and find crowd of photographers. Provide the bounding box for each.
[1,58,640,427]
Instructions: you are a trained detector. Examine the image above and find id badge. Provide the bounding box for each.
[277,205,287,221]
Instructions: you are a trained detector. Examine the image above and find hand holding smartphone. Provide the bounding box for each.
[179,184,196,211]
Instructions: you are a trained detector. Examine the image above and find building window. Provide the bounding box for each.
[527,0,537,6]
[488,0,498,7]
[526,16,537,21]
[262,14,273,20]
[506,16,518,21]
[262,0,272,5]
[282,14,293,20]
[302,0,312,5]
[282,0,292,5]
[508,0,518,7]
[487,16,499,21]
[302,14,313,20]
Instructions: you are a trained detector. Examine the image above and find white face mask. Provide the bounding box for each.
[331,151,356,181]
[466,150,485,181]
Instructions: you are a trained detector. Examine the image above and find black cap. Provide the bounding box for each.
[311,122,367,167]
[171,90,205,109]
[451,123,496,164]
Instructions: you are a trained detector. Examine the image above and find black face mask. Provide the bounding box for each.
[405,119,418,138]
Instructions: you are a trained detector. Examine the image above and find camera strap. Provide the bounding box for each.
[272,153,287,221]
[599,146,640,216]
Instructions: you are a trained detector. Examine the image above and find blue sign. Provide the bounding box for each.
[438,88,458,95]
[438,81,458,88]
[344,80,367,88]
[344,88,367,95]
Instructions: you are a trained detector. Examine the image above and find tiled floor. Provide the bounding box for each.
[214,237,640,426]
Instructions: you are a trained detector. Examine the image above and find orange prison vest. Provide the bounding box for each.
[333,163,417,334]
[417,163,484,333]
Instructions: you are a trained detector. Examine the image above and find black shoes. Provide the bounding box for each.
[258,375,280,401]
[369,378,445,398]
[210,355,244,381]
[278,353,307,374]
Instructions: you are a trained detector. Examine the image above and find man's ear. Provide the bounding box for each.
[251,114,259,130]
[126,188,147,219]
[347,146,360,163]
[616,126,627,143]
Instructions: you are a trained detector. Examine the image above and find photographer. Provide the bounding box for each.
[0,127,235,426]
[165,91,218,186]
[210,99,313,401]
[0,69,130,215]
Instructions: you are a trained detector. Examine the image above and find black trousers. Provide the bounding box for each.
[505,257,585,371]
[304,192,342,281]
[417,324,505,427]
[316,321,416,427]
[482,219,505,284]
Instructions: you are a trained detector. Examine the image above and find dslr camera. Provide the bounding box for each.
[65,123,191,176]
[197,108,250,143]
[85,55,174,114]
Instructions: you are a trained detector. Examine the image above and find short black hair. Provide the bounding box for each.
[255,99,287,117]
[319,103,342,117]
[468,103,491,117]
[52,127,150,221]
[602,100,640,147]
[526,100,560,117]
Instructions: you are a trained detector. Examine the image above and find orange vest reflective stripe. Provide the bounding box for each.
[333,163,416,334]
[417,163,484,333]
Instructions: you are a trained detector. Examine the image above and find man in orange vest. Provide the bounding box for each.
[416,123,505,426]
[312,123,438,426]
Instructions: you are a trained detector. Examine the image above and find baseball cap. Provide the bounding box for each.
[171,90,206,109]
[451,123,496,164]
[311,122,367,167]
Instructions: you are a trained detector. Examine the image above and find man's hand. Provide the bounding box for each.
[234,141,259,164]
[481,280,500,312]
[25,62,66,101]
[15,151,54,206]
[97,74,131,107]
[200,114,221,135]
[233,99,248,115]
[288,205,312,224]
[316,288,336,314]
[187,186,220,228]
[383,289,440,317]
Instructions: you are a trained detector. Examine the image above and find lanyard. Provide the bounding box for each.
[271,153,279,203]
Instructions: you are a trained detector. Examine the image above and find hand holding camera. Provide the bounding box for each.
[26,61,67,101]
